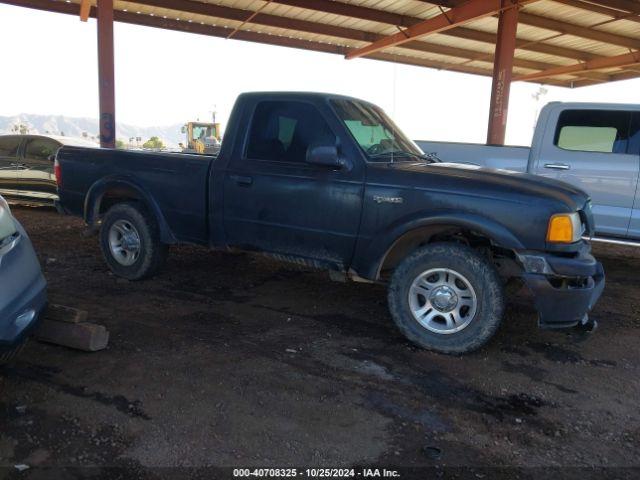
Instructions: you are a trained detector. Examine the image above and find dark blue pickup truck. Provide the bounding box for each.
[55,92,604,354]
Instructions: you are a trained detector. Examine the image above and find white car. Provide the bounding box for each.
[0,195,47,364]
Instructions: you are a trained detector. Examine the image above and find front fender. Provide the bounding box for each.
[83,175,176,244]
[354,211,524,280]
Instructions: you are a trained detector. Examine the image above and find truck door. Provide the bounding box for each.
[0,136,21,200]
[17,137,60,203]
[222,100,364,269]
[626,113,640,239]
[535,108,638,238]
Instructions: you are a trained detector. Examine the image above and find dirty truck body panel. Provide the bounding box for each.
[416,102,640,241]
[212,93,366,269]
[56,92,605,352]
[58,148,211,245]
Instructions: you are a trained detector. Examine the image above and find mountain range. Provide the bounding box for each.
[0,113,184,148]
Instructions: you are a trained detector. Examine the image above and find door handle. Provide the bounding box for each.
[544,163,570,170]
[229,174,253,186]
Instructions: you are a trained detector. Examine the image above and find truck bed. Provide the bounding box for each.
[415,140,530,172]
[56,147,215,244]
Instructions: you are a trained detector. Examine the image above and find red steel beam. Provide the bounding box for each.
[130,0,568,73]
[487,0,519,145]
[583,0,640,15]
[271,0,601,61]
[79,0,90,21]
[553,0,640,23]
[517,11,640,50]
[97,0,115,148]
[345,0,521,60]
[514,49,640,82]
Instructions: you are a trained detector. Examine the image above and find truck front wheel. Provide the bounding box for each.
[99,202,168,280]
[388,243,504,354]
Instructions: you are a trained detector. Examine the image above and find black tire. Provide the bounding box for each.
[0,341,26,367]
[388,242,504,354]
[99,202,168,280]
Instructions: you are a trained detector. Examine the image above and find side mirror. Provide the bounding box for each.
[181,125,186,134]
[305,144,348,169]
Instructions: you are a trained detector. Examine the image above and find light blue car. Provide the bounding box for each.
[0,195,47,365]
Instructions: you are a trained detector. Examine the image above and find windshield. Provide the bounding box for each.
[193,125,213,140]
[331,99,423,161]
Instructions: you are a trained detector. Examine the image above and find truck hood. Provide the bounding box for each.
[364,161,593,252]
[378,161,589,211]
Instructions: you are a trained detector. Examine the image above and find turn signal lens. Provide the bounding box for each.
[547,213,581,243]
[54,158,62,188]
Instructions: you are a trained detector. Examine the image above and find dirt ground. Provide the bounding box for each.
[1,206,639,479]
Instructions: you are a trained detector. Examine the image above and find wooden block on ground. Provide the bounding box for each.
[36,320,109,352]
[44,304,88,324]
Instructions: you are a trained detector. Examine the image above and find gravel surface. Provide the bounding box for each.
[1,206,639,478]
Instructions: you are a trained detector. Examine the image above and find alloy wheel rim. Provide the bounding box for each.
[408,268,477,334]
[108,220,141,266]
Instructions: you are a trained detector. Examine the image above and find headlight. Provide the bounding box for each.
[0,196,17,241]
[546,212,582,244]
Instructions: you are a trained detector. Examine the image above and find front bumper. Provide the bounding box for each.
[518,244,605,329]
[0,221,47,348]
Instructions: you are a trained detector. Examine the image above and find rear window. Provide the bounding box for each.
[554,110,632,154]
[0,137,20,157]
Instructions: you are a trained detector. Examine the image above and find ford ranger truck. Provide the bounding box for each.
[54,92,605,354]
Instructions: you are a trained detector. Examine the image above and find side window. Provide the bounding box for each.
[0,137,21,158]
[246,101,335,163]
[554,110,632,154]
[25,138,60,162]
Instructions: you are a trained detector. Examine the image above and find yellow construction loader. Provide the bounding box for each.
[180,121,222,154]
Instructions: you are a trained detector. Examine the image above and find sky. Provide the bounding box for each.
[1,3,639,146]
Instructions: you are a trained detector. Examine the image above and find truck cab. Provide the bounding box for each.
[181,121,221,155]
[532,103,640,240]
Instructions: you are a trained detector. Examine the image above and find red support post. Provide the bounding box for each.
[97,0,115,148]
[487,1,518,145]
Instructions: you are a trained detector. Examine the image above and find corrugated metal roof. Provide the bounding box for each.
[10,0,640,87]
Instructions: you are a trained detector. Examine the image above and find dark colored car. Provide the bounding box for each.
[0,134,96,206]
[55,92,604,354]
[0,194,47,365]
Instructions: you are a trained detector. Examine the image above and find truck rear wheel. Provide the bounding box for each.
[99,202,168,280]
[388,243,504,354]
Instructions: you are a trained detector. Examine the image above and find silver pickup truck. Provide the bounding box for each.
[416,102,640,245]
